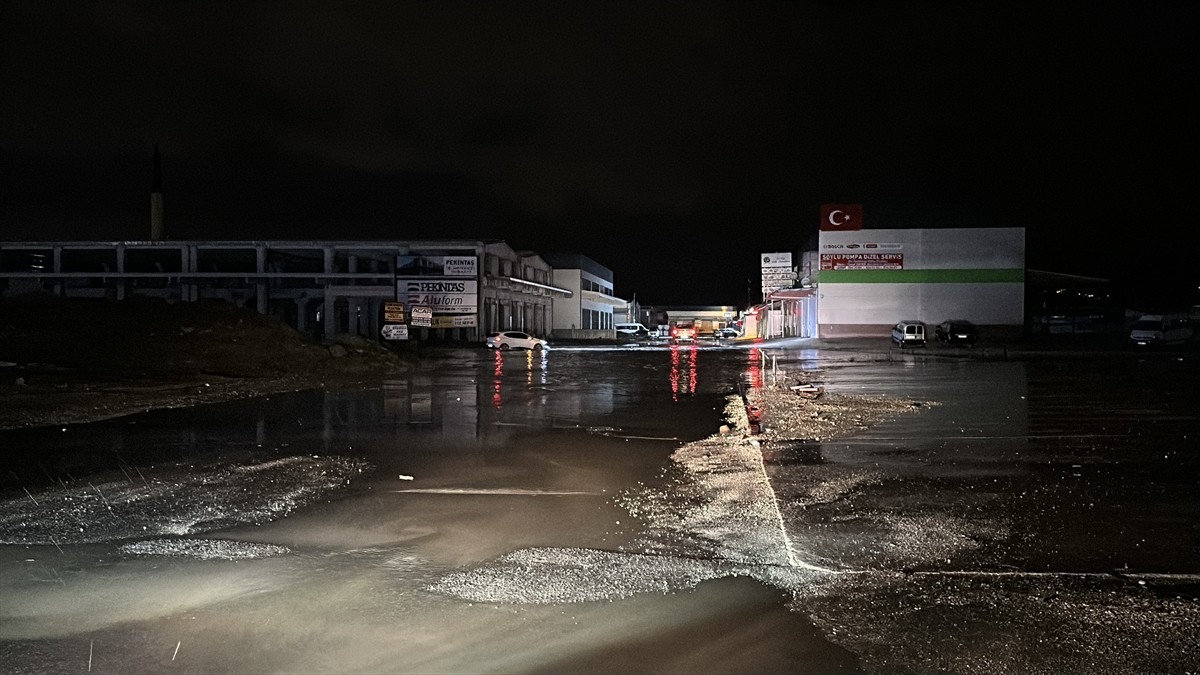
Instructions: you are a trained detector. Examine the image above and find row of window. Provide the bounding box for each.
[581,278,613,295]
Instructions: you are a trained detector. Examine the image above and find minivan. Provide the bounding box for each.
[1129,313,1194,347]
[615,322,651,337]
[891,320,927,348]
[670,320,696,343]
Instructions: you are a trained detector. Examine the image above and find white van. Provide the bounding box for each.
[891,320,927,348]
[1129,313,1194,346]
[615,322,651,337]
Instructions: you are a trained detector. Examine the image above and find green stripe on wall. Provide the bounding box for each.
[819,268,1024,283]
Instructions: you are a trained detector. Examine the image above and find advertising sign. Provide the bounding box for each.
[410,305,433,327]
[431,315,478,328]
[381,324,409,341]
[382,301,405,323]
[442,256,477,277]
[398,278,478,314]
[820,253,904,270]
[760,252,793,268]
[396,255,477,278]
[761,271,798,281]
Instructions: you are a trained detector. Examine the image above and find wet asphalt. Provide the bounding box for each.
[1,335,1197,674]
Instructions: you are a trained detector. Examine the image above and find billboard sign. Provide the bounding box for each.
[396,255,478,278]
[410,305,433,327]
[398,278,478,314]
[760,252,793,268]
[432,315,478,328]
[382,301,405,324]
[381,324,409,341]
[820,253,904,270]
[442,256,477,277]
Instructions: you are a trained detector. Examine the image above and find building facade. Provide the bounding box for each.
[542,253,624,340]
[0,239,572,343]
[815,227,1026,338]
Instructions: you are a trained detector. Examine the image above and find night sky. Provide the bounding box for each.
[2,1,1196,306]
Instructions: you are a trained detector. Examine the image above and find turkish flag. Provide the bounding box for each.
[820,204,863,231]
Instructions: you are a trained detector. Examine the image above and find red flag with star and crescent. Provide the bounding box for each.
[820,204,863,231]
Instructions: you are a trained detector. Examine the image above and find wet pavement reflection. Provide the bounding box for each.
[1,340,1197,673]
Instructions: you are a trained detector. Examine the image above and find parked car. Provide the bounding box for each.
[669,321,696,343]
[935,320,978,345]
[1129,313,1194,347]
[890,320,927,348]
[714,327,740,339]
[485,331,548,351]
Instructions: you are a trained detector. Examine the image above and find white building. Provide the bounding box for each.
[541,253,625,339]
[816,227,1026,337]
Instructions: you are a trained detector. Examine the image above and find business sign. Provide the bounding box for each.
[410,305,433,327]
[820,242,903,250]
[761,271,798,281]
[442,256,477,277]
[760,252,793,269]
[761,252,795,297]
[381,324,409,341]
[382,301,405,323]
[396,255,477,278]
[398,278,478,314]
[820,253,904,270]
[432,315,478,328]
[820,204,864,231]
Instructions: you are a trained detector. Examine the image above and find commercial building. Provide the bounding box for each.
[541,253,623,340]
[0,239,573,343]
[746,205,1026,341]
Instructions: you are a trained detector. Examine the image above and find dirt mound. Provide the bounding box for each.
[0,296,417,429]
[1,296,409,378]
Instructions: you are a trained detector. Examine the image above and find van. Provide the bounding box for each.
[1129,313,1194,346]
[669,320,696,343]
[891,320,926,348]
[615,322,650,337]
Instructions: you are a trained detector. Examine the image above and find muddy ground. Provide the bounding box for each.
[0,296,417,430]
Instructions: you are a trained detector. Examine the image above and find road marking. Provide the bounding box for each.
[390,488,602,495]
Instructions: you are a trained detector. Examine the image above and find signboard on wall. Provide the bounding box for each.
[397,278,478,314]
[381,324,409,341]
[410,305,433,327]
[382,301,405,323]
[396,255,477,277]
[431,315,478,328]
[820,253,904,270]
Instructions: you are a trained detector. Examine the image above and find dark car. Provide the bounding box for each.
[935,320,978,345]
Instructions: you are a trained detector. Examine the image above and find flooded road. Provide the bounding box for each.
[1,340,1197,673]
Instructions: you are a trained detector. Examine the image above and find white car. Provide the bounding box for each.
[890,320,927,348]
[485,331,548,351]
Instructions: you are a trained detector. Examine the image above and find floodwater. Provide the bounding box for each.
[1,340,1198,674]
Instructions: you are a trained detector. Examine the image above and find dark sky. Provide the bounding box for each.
[2,1,1197,306]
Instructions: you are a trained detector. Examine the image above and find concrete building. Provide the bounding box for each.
[0,239,571,343]
[815,227,1025,338]
[541,253,625,340]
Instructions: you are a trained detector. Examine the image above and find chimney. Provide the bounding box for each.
[150,143,165,240]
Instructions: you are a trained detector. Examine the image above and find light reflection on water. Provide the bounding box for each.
[1,347,760,489]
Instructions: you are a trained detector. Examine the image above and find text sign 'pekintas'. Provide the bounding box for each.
[398,278,478,314]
